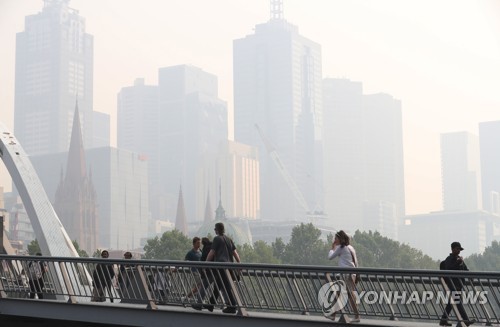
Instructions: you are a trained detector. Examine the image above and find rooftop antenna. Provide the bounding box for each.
[270,0,284,20]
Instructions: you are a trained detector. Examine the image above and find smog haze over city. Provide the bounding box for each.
[0,0,499,259]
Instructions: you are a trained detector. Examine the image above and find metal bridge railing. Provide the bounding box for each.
[0,255,498,325]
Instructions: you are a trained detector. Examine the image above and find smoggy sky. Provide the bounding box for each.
[1,0,499,215]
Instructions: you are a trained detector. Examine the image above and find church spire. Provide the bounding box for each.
[204,190,213,223]
[215,179,226,220]
[65,99,87,185]
[175,185,188,235]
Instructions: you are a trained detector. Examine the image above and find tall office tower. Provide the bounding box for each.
[92,111,110,148]
[479,121,500,214]
[233,7,322,221]
[158,65,228,222]
[196,141,260,220]
[441,131,482,212]
[323,79,364,229]
[363,93,405,234]
[117,78,160,218]
[14,0,93,156]
[323,83,404,237]
[53,105,97,254]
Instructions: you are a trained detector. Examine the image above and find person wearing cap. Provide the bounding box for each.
[439,242,475,326]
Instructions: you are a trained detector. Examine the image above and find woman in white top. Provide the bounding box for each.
[327,230,360,323]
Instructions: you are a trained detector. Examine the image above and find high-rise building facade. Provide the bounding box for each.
[158,65,228,222]
[14,0,93,156]
[322,81,405,238]
[323,78,364,229]
[363,93,405,231]
[479,121,500,215]
[196,141,260,220]
[440,131,482,211]
[117,78,160,218]
[234,16,322,221]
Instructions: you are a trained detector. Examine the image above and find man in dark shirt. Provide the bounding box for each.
[185,237,202,262]
[190,237,218,312]
[439,242,475,326]
[206,222,241,314]
[28,252,48,299]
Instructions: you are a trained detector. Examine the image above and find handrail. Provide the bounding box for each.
[0,254,498,324]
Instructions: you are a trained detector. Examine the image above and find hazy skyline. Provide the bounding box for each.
[1,0,499,215]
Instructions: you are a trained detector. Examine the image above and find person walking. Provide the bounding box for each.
[328,230,360,323]
[27,252,48,299]
[117,251,133,299]
[91,250,115,302]
[439,242,476,326]
[206,222,241,314]
[189,237,218,312]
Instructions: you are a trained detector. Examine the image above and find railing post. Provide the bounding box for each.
[378,279,398,321]
[292,278,309,315]
[0,275,7,298]
[58,262,77,304]
[136,265,157,310]
[225,268,248,317]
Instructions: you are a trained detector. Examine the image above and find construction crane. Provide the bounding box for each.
[254,124,310,214]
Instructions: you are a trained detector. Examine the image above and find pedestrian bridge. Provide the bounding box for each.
[1,255,499,327]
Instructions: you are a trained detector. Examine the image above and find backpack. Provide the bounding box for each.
[439,260,446,270]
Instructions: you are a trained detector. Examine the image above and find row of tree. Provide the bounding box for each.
[142,223,439,269]
[28,223,500,271]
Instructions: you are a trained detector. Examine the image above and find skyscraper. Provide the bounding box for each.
[479,121,500,215]
[14,0,93,156]
[441,131,482,211]
[323,82,404,238]
[158,65,228,222]
[233,8,322,221]
[117,78,160,218]
[363,93,406,233]
[323,78,364,229]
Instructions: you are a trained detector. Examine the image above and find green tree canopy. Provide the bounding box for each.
[283,223,329,265]
[72,240,89,258]
[28,239,40,255]
[351,230,438,269]
[143,230,192,260]
[465,240,500,271]
[238,240,281,264]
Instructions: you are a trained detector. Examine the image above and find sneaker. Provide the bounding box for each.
[325,313,336,321]
[465,319,476,326]
[191,304,203,311]
[222,307,237,314]
[439,320,452,326]
[203,304,214,312]
[351,317,361,323]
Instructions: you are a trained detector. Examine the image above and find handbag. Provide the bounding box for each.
[348,246,361,284]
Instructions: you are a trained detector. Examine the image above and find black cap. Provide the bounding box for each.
[451,242,464,250]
